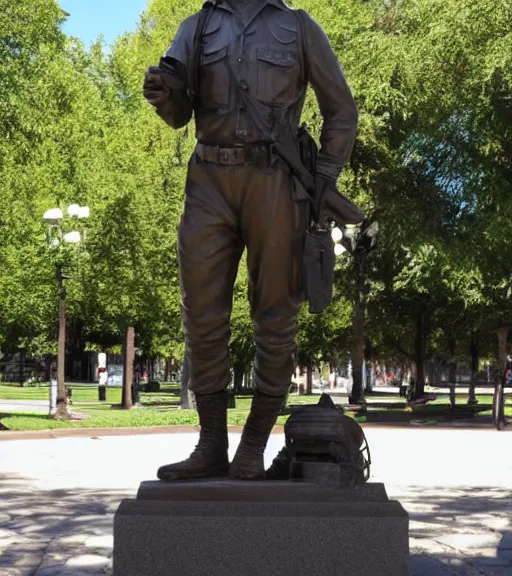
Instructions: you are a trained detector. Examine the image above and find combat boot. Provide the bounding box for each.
[157,391,229,481]
[230,390,285,480]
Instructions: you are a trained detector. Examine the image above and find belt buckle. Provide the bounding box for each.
[219,147,245,165]
[235,146,250,166]
[219,148,229,165]
[234,148,245,165]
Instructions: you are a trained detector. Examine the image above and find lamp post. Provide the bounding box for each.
[332,221,379,404]
[43,204,89,419]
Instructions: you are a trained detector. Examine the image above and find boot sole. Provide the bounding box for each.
[158,464,229,482]
[229,469,266,481]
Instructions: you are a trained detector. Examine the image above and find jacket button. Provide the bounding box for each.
[239,80,249,91]
[236,129,247,137]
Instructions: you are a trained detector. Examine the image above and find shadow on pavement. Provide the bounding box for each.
[401,485,512,575]
[0,473,131,575]
[1,473,511,575]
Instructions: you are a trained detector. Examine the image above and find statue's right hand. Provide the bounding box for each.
[144,67,167,89]
[143,68,169,105]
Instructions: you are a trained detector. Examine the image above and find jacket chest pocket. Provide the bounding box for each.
[199,29,230,109]
[256,48,299,105]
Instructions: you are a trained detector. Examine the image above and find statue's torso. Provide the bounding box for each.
[183,2,307,143]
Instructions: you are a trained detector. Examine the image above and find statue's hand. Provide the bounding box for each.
[143,68,170,106]
[313,174,333,229]
[143,62,192,128]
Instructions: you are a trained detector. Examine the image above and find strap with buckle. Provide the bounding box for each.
[196,143,273,167]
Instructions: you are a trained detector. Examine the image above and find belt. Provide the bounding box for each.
[196,142,275,167]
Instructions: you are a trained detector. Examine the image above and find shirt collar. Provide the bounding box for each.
[203,0,286,10]
[264,0,287,9]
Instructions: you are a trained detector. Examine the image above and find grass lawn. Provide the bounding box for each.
[1,386,510,431]
[0,406,317,431]
[0,384,59,400]
[0,392,324,431]
[0,383,180,406]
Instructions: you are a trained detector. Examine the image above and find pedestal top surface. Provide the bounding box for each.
[137,479,389,503]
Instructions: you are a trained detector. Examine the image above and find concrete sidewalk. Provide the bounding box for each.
[1,419,509,444]
[1,428,512,575]
[0,399,48,415]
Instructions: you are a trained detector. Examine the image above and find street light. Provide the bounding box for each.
[331,227,343,243]
[67,204,81,217]
[341,220,380,404]
[63,231,81,244]
[43,208,64,221]
[332,227,346,257]
[78,206,90,219]
[44,204,89,418]
[334,243,346,256]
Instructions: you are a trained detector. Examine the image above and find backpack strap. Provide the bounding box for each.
[294,9,309,84]
[187,1,223,106]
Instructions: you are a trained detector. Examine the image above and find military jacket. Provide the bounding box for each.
[158,0,358,180]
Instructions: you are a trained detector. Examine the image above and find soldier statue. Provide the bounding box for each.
[143,0,359,481]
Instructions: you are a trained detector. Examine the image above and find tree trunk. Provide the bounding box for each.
[412,307,427,400]
[45,355,53,383]
[363,361,372,393]
[180,348,195,409]
[122,326,135,410]
[18,349,24,385]
[349,257,365,403]
[448,338,457,409]
[468,333,478,405]
[54,269,70,419]
[448,339,457,385]
[164,359,170,382]
[233,365,244,395]
[149,357,155,381]
[306,366,313,395]
[497,327,509,377]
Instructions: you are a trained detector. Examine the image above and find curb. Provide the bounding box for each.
[0,425,268,441]
[0,421,507,441]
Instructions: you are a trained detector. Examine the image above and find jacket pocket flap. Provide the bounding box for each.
[256,48,295,67]
[269,22,297,44]
[201,45,228,65]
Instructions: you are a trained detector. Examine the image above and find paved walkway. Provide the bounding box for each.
[0,400,48,415]
[1,428,511,575]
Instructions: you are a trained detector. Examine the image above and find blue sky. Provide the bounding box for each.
[59,0,149,47]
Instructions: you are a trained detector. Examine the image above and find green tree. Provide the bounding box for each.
[0,0,68,361]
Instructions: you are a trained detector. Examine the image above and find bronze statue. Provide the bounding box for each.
[143,0,361,481]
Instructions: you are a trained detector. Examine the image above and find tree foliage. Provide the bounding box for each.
[0,0,510,393]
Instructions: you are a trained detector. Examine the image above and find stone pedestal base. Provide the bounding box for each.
[114,480,409,576]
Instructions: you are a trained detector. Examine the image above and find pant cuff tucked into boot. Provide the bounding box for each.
[157,391,229,481]
[230,390,286,480]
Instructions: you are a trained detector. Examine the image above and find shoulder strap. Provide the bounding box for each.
[187,2,222,106]
[294,9,309,82]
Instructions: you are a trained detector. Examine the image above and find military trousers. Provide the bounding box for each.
[178,151,304,397]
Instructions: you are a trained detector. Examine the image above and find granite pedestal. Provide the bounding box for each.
[114,480,409,576]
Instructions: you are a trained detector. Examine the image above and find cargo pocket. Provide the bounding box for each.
[256,48,299,105]
[199,27,229,109]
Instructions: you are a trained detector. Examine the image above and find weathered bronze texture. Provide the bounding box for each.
[144,0,359,481]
